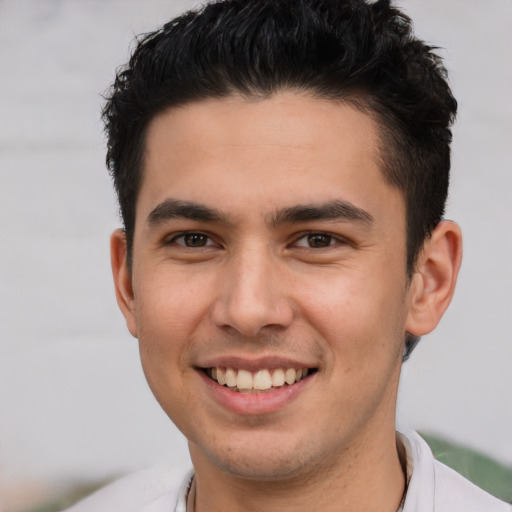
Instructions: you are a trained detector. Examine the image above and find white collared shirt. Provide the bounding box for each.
[64,431,511,512]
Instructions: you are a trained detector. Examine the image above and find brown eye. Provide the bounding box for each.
[183,233,209,247]
[170,232,215,248]
[307,233,333,248]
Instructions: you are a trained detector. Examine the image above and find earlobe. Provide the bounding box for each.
[110,229,138,338]
[405,221,463,337]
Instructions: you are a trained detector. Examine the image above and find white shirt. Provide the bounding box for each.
[63,431,511,512]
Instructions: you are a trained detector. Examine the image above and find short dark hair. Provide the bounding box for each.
[103,0,457,274]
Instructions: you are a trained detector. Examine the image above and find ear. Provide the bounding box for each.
[405,220,463,336]
[110,229,138,338]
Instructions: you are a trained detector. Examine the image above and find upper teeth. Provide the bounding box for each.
[209,367,308,392]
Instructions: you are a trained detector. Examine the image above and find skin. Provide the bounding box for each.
[111,92,462,512]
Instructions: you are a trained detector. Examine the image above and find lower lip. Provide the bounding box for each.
[198,370,314,415]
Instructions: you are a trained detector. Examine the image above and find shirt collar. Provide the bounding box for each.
[398,431,435,512]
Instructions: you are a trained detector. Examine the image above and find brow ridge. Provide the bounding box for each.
[271,200,374,226]
[146,198,373,228]
[147,198,226,226]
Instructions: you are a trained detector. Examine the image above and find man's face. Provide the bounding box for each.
[121,93,416,480]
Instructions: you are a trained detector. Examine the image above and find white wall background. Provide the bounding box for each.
[0,0,510,509]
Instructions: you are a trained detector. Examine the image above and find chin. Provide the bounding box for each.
[191,432,328,482]
[213,453,310,481]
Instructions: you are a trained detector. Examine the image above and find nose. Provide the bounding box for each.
[211,247,294,337]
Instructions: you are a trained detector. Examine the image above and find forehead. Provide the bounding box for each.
[145,93,378,168]
[139,92,403,227]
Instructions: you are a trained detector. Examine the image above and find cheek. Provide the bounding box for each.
[134,269,215,390]
[134,273,214,431]
[298,272,406,427]
[135,266,214,339]
[296,267,407,367]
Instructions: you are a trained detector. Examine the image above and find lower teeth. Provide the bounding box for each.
[234,387,277,393]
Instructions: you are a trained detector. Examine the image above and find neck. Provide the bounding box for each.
[190,425,406,512]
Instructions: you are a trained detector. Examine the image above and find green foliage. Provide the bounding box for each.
[421,432,512,504]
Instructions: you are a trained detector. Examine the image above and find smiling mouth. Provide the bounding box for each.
[204,367,316,393]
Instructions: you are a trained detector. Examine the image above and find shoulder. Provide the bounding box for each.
[61,465,192,512]
[400,431,511,512]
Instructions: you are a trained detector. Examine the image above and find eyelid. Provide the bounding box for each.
[166,230,218,247]
[292,231,349,248]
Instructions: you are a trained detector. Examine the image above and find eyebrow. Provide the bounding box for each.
[147,199,227,226]
[146,198,374,228]
[271,200,374,226]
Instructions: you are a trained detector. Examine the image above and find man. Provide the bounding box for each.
[66,0,510,510]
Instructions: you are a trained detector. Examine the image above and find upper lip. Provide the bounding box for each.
[196,355,317,372]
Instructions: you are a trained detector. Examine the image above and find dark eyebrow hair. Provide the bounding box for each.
[147,198,227,226]
[271,200,374,226]
[146,198,373,228]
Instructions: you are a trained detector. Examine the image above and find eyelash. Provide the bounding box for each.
[293,232,346,249]
[166,231,347,249]
[167,231,217,248]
